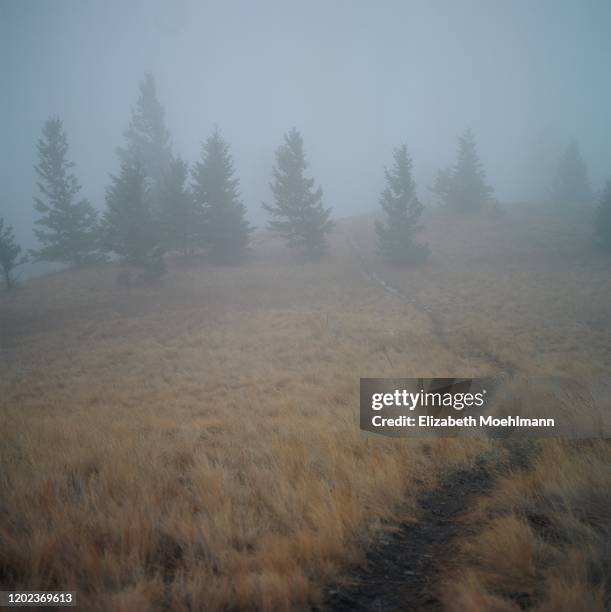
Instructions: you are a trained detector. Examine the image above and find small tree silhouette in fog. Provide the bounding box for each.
[101,160,158,266]
[549,139,592,206]
[263,128,333,258]
[430,167,453,209]
[160,156,200,257]
[375,145,429,265]
[595,180,611,252]
[431,128,494,213]
[0,218,27,289]
[191,129,253,264]
[119,73,173,211]
[31,116,100,265]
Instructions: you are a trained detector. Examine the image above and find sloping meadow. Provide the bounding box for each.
[0,238,488,611]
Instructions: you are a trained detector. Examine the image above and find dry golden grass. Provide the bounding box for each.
[346,204,611,376]
[1,206,609,610]
[1,234,489,611]
[440,440,611,611]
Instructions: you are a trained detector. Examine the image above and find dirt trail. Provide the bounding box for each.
[342,232,517,376]
[320,442,532,612]
[316,234,529,611]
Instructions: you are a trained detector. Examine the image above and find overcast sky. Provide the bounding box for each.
[2,0,611,247]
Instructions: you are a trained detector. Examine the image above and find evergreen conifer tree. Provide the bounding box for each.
[263,128,333,257]
[549,139,592,205]
[159,156,200,257]
[31,116,100,265]
[430,167,453,208]
[191,129,252,263]
[375,145,428,265]
[0,218,27,289]
[101,160,156,265]
[118,73,172,211]
[431,129,494,212]
[451,128,493,212]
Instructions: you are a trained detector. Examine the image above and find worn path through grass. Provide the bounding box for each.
[318,231,530,611]
[320,441,533,611]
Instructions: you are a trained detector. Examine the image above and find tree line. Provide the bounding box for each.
[1,73,610,289]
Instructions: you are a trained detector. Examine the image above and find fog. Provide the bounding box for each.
[3,3,611,607]
[2,0,611,250]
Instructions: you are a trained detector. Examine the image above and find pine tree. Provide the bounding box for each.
[101,160,157,265]
[191,129,253,263]
[263,128,333,258]
[450,128,494,212]
[430,167,453,209]
[0,218,27,289]
[549,139,592,206]
[118,73,172,211]
[431,129,494,213]
[375,145,429,265]
[595,180,611,252]
[31,116,100,265]
[159,156,200,257]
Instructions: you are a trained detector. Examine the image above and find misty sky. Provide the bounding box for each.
[2,0,611,248]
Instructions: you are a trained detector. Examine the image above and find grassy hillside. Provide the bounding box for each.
[1,205,609,611]
[441,440,611,611]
